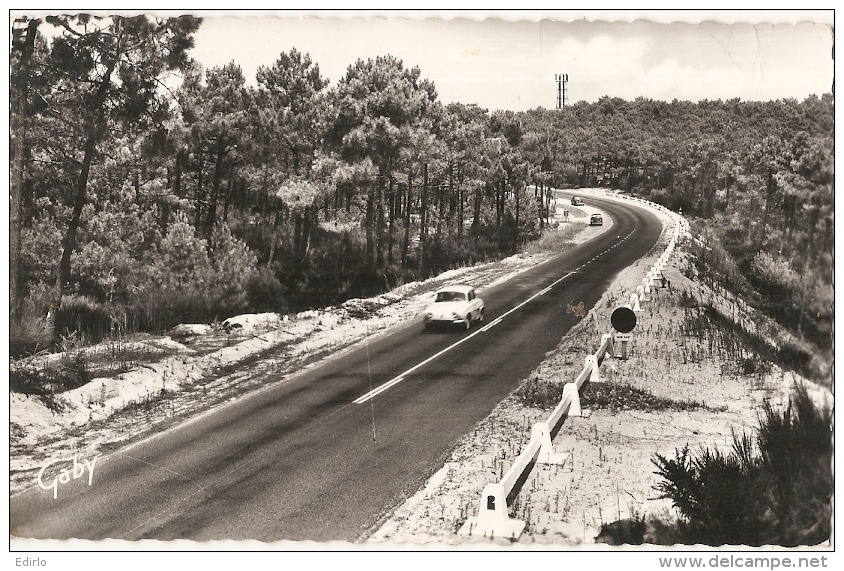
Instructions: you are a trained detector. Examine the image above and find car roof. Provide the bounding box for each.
[436,284,475,293]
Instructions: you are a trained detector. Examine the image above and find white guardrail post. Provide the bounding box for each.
[600,332,615,359]
[629,293,641,312]
[584,354,600,383]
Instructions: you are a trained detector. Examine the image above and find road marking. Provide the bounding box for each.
[354,270,577,404]
[354,221,639,403]
[479,317,503,332]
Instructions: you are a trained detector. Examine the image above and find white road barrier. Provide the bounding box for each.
[459,192,686,540]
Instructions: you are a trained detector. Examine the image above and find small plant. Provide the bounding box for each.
[10,352,90,396]
[581,381,721,413]
[650,384,831,546]
[514,376,567,408]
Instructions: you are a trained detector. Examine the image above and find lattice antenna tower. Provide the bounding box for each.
[555,73,569,109]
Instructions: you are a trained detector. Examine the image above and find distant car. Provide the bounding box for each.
[423,285,484,331]
[571,196,585,206]
[590,213,603,226]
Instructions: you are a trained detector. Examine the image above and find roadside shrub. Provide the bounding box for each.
[10,352,89,397]
[207,221,259,313]
[126,287,210,333]
[515,377,566,408]
[128,217,261,328]
[651,384,831,546]
[54,294,113,344]
[152,213,212,292]
[750,251,800,298]
[755,384,832,546]
[515,378,717,412]
[10,282,54,357]
[522,223,584,256]
[581,382,719,413]
[777,342,812,372]
[19,210,64,286]
[246,265,288,313]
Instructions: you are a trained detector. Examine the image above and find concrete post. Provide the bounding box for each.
[534,422,567,465]
[630,293,640,312]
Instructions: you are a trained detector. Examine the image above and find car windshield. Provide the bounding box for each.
[435,291,466,303]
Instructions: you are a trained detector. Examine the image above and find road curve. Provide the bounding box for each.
[10,195,662,543]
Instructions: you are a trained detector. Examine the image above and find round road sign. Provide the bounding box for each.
[611,306,637,333]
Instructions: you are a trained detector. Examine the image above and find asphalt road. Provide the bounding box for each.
[10,194,662,543]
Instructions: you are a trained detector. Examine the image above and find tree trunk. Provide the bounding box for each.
[724,173,731,211]
[402,166,413,268]
[496,179,503,246]
[806,207,820,255]
[514,184,520,251]
[376,176,386,268]
[10,18,38,324]
[194,147,204,229]
[222,164,235,223]
[457,163,464,238]
[205,137,226,237]
[301,205,312,261]
[267,208,280,266]
[419,163,428,268]
[761,167,775,238]
[448,162,455,235]
[388,176,395,265]
[51,54,118,336]
[472,185,483,234]
[365,189,375,270]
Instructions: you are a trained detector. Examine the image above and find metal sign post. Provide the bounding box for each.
[614,332,633,359]
[610,306,637,360]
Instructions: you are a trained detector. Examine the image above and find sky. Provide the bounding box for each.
[9,9,833,111]
[179,10,834,111]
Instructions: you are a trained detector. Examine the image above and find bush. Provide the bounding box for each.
[10,352,89,397]
[207,222,259,312]
[515,377,567,408]
[515,378,716,412]
[246,265,288,313]
[651,384,831,546]
[10,282,54,357]
[522,223,584,256]
[54,294,115,344]
[126,287,211,333]
[128,217,262,328]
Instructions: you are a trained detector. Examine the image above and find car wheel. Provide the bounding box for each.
[478,308,484,322]
[463,316,471,330]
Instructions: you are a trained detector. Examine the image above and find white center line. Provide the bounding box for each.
[354,227,639,404]
[353,270,577,404]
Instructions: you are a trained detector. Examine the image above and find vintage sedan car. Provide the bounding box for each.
[590,213,603,226]
[423,285,484,331]
[571,196,586,206]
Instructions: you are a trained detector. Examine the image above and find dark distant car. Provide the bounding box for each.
[571,196,585,206]
[423,285,484,331]
[590,213,603,226]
